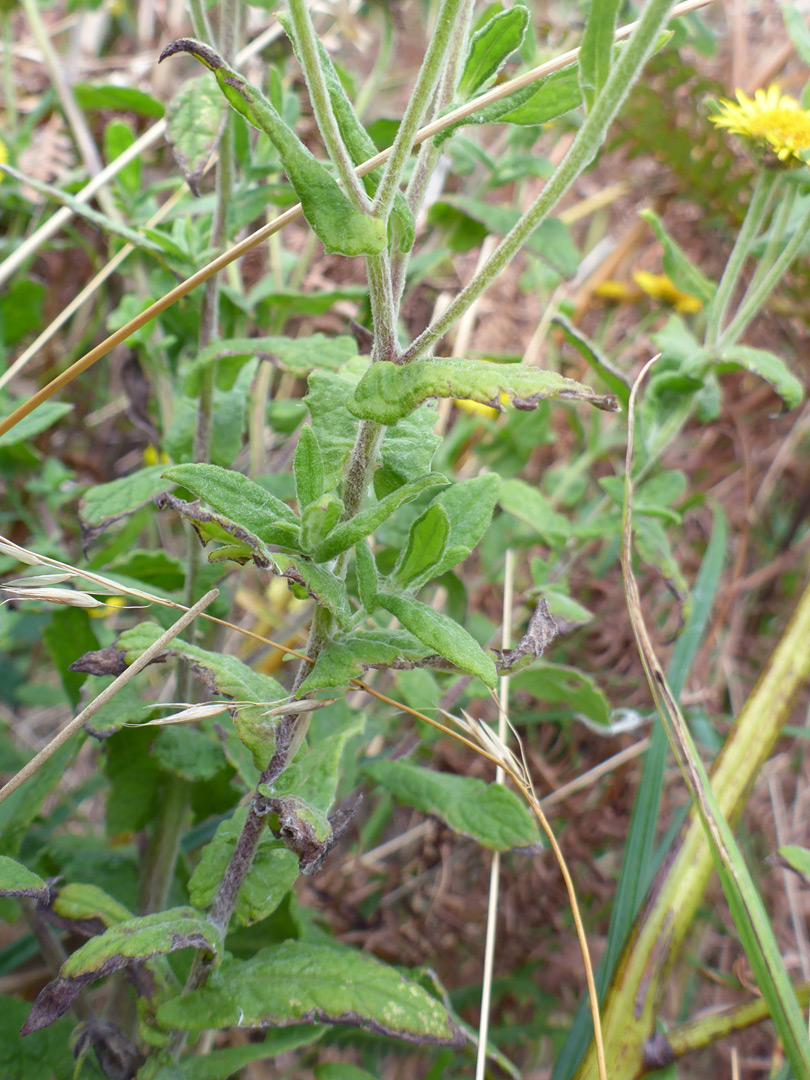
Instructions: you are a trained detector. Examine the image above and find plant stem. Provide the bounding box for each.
[391,0,474,306]
[366,253,399,363]
[740,178,797,302]
[705,169,780,346]
[400,0,680,363]
[138,773,190,913]
[718,188,810,348]
[287,0,369,209]
[372,0,469,223]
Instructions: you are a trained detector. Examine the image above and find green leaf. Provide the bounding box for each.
[315,1066,378,1080]
[158,491,276,567]
[640,209,716,306]
[436,62,582,142]
[0,996,81,1080]
[347,358,618,425]
[162,463,299,541]
[499,478,571,543]
[578,0,621,111]
[104,118,140,195]
[381,403,441,482]
[22,909,222,1035]
[393,503,450,587]
[354,539,378,612]
[266,718,364,812]
[165,74,227,195]
[296,628,431,693]
[177,1027,326,1080]
[152,726,227,782]
[429,196,579,276]
[363,760,540,850]
[552,313,631,406]
[0,162,165,253]
[0,401,72,449]
[189,810,299,926]
[117,622,285,772]
[160,39,386,257]
[0,856,48,900]
[778,844,810,882]
[458,6,530,97]
[156,942,459,1045]
[74,82,164,116]
[305,368,363,490]
[410,473,501,584]
[273,554,352,628]
[301,493,344,554]
[715,346,803,411]
[512,663,610,727]
[52,883,132,927]
[43,606,100,708]
[184,334,358,394]
[0,740,79,858]
[311,474,448,562]
[79,465,170,535]
[376,593,497,686]
[294,426,325,510]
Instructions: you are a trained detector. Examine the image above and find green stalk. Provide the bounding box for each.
[287,0,369,209]
[372,0,469,223]
[366,252,398,364]
[718,189,810,348]
[574,570,810,1080]
[400,0,680,363]
[705,169,780,346]
[741,178,797,303]
[391,0,474,306]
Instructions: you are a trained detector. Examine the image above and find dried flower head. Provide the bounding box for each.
[709,85,810,166]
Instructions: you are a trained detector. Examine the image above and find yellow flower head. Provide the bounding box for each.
[709,84,810,166]
[632,271,703,314]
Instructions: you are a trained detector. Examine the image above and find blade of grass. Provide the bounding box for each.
[552,499,728,1080]
[591,359,810,1079]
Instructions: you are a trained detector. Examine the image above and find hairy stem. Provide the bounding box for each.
[287,0,369,208]
[705,169,780,346]
[400,0,679,363]
[372,0,469,223]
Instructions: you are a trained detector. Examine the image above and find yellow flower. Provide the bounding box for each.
[143,445,169,466]
[632,271,703,314]
[709,84,810,165]
[0,136,7,167]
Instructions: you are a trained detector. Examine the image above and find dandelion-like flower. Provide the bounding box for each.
[709,84,810,166]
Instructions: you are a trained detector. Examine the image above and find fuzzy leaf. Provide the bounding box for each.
[79,465,170,537]
[189,810,299,926]
[715,346,803,411]
[160,39,386,256]
[184,334,357,394]
[165,74,226,194]
[156,942,460,1044]
[376,593,497,686]
[363,760,540,850]
[22,909,221,1034]
[296,629,431,693]
[156,492,276,567]
[311,474,448,562]
[436,63,581,144]
[53,883,132,927]
[458,6,530,97]
[294,426,325,510]
[578,0,621,111]
[396,473,501,587]
[640,209,716,305]
[354,539,378,612]
[499,478,571,543]
[162,463,299,539]
[273,554,352,628]
[512,663,610,727]
[348,358,618,424]
[0,856,48,900]
[392,503,450,588]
